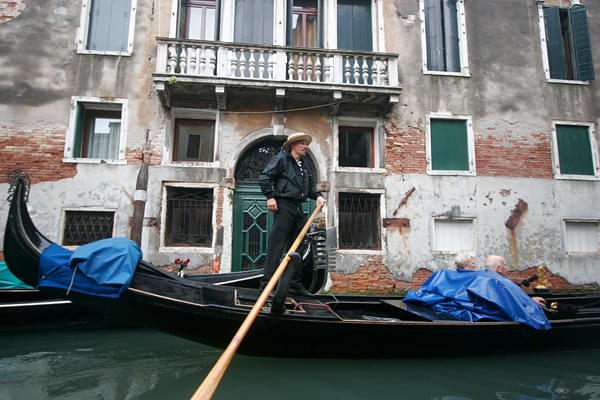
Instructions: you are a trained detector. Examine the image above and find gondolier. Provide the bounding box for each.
[258,132,327,296]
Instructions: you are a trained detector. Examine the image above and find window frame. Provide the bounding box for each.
[335,189,385,255]
[76,0,137,56]
[426,113,476,176]
[563,219,600,254]
[537,2,593,85]
[550,120,599,180]
[173,119,216,162]
[177,0,218,40]
[419,0,470,77]
[160,182,218,253]
[432,216,476,254]
[163,108,220,167]
[64,97,128,164]
[59,208,117,249]
[333,117,385,173]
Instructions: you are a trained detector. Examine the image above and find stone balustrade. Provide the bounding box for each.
[155,38,399,88]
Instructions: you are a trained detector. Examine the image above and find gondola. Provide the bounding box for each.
[5,172,600,358]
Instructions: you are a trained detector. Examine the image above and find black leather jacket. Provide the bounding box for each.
[259,149,321,202]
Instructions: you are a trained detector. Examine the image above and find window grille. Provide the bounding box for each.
[339,192,380,249]
[63,211,114,246]
[166,187,213,246]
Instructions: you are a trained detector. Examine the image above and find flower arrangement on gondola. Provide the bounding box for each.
[174,257,190,277]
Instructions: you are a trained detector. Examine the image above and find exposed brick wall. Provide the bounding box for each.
[0,123,76,184]
[216,186,224,226]
[0,0,26,24]
[384,122,427,175]
[126,148,162,166]
[330,263,596,294]
[475,129,554,178]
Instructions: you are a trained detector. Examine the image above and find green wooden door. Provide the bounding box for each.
[232,183,316,272]
[232,183,271,272]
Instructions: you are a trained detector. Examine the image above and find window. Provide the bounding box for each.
[433,218,473,252]
[165,186,213,246]
[421,0,468,75]
[65,98,127,163]
[178,0,217,40]
[565,221,599,253]
[234,0,273,45]
[63,210,114,246]
[77,0,137,55]
[290,0,319,48]
[541,4,595,82]
[426,115,475,175]
[551,122,599,179]
[174,119,215,162]
[337,0,372,51]
[338,192,380,250]
[339,126,373,168]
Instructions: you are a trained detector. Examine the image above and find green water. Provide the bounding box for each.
[0,328,599,399]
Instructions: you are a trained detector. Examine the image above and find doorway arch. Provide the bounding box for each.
[231,137,317,271]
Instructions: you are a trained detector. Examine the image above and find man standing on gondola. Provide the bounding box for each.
[258,132,327,296]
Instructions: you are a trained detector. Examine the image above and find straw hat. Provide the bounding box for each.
[282,132,312,150]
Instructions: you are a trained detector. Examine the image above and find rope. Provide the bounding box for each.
[66,265,78,296]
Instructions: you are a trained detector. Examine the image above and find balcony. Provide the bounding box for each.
[153,38,401,115]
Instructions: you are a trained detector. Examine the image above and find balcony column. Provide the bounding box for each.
[156,42,168,74]
[273,50,288,81]
[216,46,231,78]
[332,54,344,84]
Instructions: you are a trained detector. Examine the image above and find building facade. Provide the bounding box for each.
[0,0,598,290]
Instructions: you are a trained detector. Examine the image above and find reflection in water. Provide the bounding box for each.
[0,328,599,400]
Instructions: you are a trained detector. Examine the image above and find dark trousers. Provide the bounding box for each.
[261,199,306,289]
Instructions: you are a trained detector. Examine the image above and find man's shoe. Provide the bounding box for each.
[288,286,315,297]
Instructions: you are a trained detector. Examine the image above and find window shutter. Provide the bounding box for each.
[569,5,595,81]
[87,0,131,52]
[442,0,460,72]
[543,6,567,79]
[556,125,594,175]
[431,119,469,171]
[109,0,131,52]
[337,0,372,51]
[234,0,273,45]
[425,0,444,71]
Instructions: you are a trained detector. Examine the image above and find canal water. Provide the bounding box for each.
[1,327,599,400]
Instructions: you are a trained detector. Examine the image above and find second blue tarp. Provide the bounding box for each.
[404,269,550,330]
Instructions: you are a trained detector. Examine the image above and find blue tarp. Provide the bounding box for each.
[0,261,33,289]
[39,238,142,298]
[404,269,551,330]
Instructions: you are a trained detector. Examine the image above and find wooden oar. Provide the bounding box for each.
[190,204,323,400]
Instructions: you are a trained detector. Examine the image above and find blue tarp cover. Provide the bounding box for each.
[404,269,551,330]
[0,261,33,289]
[39,238,142,298]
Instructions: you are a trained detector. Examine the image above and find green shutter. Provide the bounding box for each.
[569,5,595,81]
[425,0,444,71]
[73,104,84,157]
[556,125,594,175]
[431,119,469,171]
[543,6,567,80]
[87,0,131,52]
[337,0,372,51]
[443,0,460,72]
